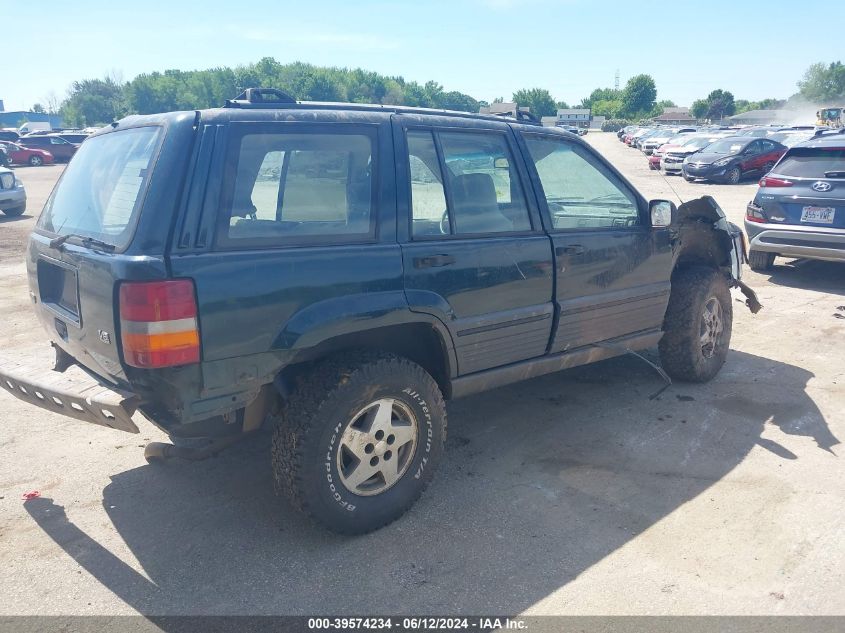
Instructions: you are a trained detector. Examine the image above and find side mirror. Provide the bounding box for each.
[650,199,677,228]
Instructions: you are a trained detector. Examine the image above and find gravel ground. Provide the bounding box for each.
[0,135,842,616]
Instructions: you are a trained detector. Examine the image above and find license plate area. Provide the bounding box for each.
[37,257,81,327]
[800,206,835,224]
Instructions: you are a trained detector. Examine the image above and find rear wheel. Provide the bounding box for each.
[747,249,775,272]
[762,161,775,174]
[272,352,446,534]
[1,204,25,217]
[659,267,733,383]
[28,155,43,167]
[725,166,742,184]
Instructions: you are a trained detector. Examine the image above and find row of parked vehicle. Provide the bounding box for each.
[617,123,845,271]
[0,129,90,167]
[619,124,820,184]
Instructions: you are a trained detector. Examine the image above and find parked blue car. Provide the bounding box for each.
[745,129,845,270]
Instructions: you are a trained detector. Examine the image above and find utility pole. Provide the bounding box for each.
[614,69,620,92]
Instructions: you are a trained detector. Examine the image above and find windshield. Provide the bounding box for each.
[775,148,845,178]
[701,138,747,155]
[37,126,161,249]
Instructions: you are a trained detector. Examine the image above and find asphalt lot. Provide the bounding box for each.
[0,134,843,617]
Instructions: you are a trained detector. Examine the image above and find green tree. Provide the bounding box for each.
[555,100,569,109]
[579,87,619,110]
[31,103,45,113]
[691,99,708,119]
[620,74,657,117]
[798,61,845,102]
[60,77,127,126]
[512,88,557,117]
[704,89,736,120]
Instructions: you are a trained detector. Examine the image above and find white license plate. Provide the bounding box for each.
[800,206,835,224]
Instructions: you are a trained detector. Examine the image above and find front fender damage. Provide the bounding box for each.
[675,195,762,314]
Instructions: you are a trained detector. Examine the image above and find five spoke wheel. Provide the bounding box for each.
[337,398,418,496]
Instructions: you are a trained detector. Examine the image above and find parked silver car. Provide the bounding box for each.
[0,166,26,216]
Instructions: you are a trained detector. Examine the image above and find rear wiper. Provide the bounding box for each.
[49,233,115,252]
[823,171,845,178]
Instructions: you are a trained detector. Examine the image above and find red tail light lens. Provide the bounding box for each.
[759,176,793,187]
[119,280,200,368]
[746,204,767,223]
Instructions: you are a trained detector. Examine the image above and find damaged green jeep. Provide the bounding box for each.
[0,89,759,533]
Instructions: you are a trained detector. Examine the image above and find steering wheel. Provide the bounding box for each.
[439,211,450,235]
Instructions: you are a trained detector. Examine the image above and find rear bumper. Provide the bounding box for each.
[0,186,25,209]
[744,221,845,262]
[0,353,140,433]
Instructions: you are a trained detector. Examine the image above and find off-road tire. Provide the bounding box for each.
[747,249,775,272]
[1,204,25,217]
[272,351,446,534]
[659,267,733,383]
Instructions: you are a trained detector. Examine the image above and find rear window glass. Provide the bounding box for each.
[775,148,845,178]
[37,127,161,249]
[221,130,374,244]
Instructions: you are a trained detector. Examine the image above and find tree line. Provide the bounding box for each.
[33,58,845,128]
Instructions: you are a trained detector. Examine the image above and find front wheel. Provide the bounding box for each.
[29,155,43,166]
[725,166,742,184]
[272,352,446,534]
[659,267,733,383]
[1,204,25,217]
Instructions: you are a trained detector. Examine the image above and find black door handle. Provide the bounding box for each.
[556,245,585,256]
[414,254,456,268]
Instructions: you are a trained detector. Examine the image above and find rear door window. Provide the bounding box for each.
[220,127,375,245]
[775,148,845,178]
[37,126,162,249]
[437,131,531,235]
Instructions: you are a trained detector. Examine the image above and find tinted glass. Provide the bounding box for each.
[525,136,639,230]
[37,127,161,249]
[775,148,845,178]
[437,131,531,234]
[224,131,373,242]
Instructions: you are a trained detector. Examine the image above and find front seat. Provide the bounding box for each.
[450,173,513,234]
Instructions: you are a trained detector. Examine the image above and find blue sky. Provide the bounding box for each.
[2,0,840,111]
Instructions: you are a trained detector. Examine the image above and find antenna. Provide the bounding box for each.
[614,69,620,92]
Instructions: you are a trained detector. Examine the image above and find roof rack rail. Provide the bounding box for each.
[812,127,845,137]
[490,109,542,126]
[224,88,297,108]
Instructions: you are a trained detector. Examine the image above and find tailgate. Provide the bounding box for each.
[27,235,169,385]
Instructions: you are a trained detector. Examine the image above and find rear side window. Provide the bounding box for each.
[775,148,845,178]
[37,126,161,249]
[221,129,375,244]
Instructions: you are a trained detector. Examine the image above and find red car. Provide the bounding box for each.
[649,141,687,170]
[0,141,55,166]
[18,134,78,162]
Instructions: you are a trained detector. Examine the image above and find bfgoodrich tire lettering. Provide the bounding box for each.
[272,352,446,534]
[659,267,733,383]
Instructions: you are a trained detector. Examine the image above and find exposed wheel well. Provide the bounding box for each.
[278,323,454,398]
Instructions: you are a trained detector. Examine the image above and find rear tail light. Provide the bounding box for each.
[759,176,793,187]
[746,203,767,224]
[119,280,200,368]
